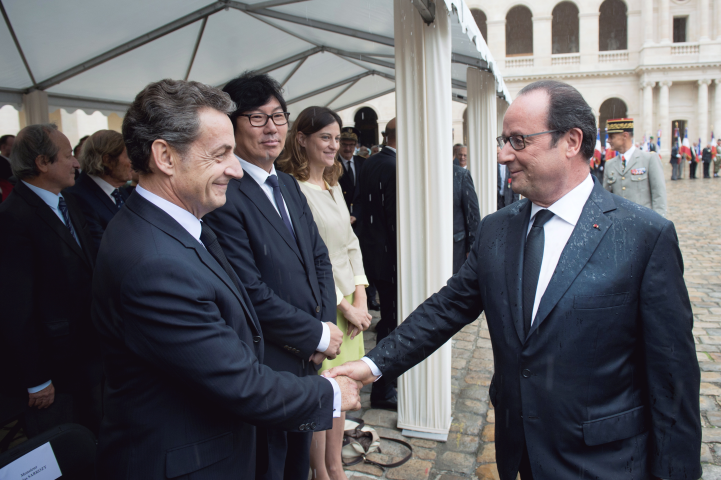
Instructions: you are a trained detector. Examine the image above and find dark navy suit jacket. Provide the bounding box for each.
[367,178,701,480]
[203,170,336,377]
[92,193,334,479]
[64,172,130,249]
[452,165,480,274]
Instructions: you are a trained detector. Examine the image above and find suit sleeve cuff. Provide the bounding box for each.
[28,380,51,393]
[323,377,342,418]
[354,275,369,287]
[361,357,382,382]
[317,321,330,353]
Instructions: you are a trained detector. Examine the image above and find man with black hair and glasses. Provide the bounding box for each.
[203,72,343,480]
[326,80,700,480]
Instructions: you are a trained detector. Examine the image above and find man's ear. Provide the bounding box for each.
[150,139,176,176]
[34,155,50,174]
[566,128,583,159]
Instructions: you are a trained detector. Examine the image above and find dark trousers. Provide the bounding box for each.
[704,162,711,178]
[24,383,102,438]
[689,161,698,178]
[255,430,311,480]
[369,277,398,402]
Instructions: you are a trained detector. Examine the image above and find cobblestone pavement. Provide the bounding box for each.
[345,167,721,480]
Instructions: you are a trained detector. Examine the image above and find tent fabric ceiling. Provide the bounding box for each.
[0,0,510,117]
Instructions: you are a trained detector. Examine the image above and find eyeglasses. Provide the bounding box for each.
[238,112,290,127]
[496,130,559,151]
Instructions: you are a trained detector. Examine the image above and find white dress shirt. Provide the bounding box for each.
[137,183,341,417]
[89,174,117,202]
[499,164,508,195]
[237,156,331,353]
[361,174,596,379]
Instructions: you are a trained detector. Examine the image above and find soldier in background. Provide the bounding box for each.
[603,118,667,217]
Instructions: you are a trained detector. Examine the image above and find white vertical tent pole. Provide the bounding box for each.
[395,0,453,440]
[22,90,49,125]
[467,68,497,218]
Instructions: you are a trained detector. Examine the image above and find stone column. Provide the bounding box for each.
[644,0,655,44]
[643,81,656,139]
[699,0,710,41]
[717,0,721,40]
[22,90,49,125]
[394,0,453,440]
[659,0,671,43]
[579,12,600,65]
[659,80,672,156]
[715,79,721,137]
[533,15,552,67]
[699,79,711,144]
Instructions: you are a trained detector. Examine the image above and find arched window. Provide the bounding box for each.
[552,2,579,54]
[599,0,628,51]
[506,6,533,56]
[470,8,488,44]
[599,98,628,148]
[354,107,378,147]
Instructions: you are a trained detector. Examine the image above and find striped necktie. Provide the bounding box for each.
[58,196,81,246]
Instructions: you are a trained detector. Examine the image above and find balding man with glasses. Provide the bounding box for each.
[203,72,342,480]
[326,80,701,480]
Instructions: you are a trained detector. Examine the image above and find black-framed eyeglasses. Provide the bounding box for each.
[496,130,559,151]
[238,112,290,127]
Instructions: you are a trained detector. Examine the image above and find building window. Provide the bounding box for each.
[673,17,687,43]
[506,6,533,56]
[471,8,488,44]
[552,2,579,54]
[599,0,628,51]
[599,98,628,148]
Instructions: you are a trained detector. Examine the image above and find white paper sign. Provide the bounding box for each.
[0,442,62,480]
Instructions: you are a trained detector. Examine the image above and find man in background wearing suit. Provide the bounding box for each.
[93,79,360,479]
[453,144,468,169]
[358,117,398,410]
[64,130,133,249]
[0,134,15,202]
[203,72,343,480]
[497,146,520,210]
[603,118,667,217]
[0,124,102,437]
[328,80,701,480]
[452,163,480,274]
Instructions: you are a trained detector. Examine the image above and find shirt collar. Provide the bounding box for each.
[385,146,396,153]
[22,180,61,210]
[89,175,116,197]
[135,184,202,243]
[530,174,594,227]
[340,154,353,164]
[238,155,277,186]
[622,145,636,159]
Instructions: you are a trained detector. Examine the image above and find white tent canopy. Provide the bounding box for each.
[0,0,510,118]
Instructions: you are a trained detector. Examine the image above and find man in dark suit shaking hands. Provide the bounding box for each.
[92,79,360,479]
[202,73,343,480]
[327,80,701,480]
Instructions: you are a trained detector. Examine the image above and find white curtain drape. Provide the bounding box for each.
[22,90,49,125]
[395,0,453,437]
[466,68,497,218]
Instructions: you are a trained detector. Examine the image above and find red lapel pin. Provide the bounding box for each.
[593,224,599,229]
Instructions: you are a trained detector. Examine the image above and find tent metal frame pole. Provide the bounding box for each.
[214,46,322,88]
[245,0,311,10]
[227,1,395,47]
[451,52,489,70]
[0,0,37,87]
[33,1,227,92]
[185,17,208,81]
[413,0,436,25]
[331,87,396,113]
[323,79,359,108]
[286,71,373,105]
[327,48,395,70]
[280,56,307,87]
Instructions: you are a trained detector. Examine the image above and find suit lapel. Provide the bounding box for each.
[66,196,95,268]
[505,199,532,344]
[238,176,303,263]
[83,174,118,217]
[528,181,616,337]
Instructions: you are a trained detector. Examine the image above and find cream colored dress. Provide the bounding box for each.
[298,180,368,369]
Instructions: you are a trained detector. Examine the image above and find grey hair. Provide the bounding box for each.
[122,79,236,174]
[518,80,596,160]
[10,123,59,180]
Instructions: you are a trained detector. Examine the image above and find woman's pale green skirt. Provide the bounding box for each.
[319,293,365,372]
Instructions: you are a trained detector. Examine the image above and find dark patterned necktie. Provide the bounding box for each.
[345,160,355,185]
[111,188,124,209]
[522,209,555,338]
[58,196,81,246]
[200,222,241,293]
[265,174,296,241]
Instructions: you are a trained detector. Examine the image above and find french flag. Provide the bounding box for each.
[604,128,614,160]
[593,129,602,164]
[681,128,691,158]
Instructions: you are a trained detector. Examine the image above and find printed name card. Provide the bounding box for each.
[0,442,61,480]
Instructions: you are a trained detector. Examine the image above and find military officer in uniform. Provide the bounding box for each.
[603,118,667,217]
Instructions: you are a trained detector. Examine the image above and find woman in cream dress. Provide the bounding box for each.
[277,106,372,480]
